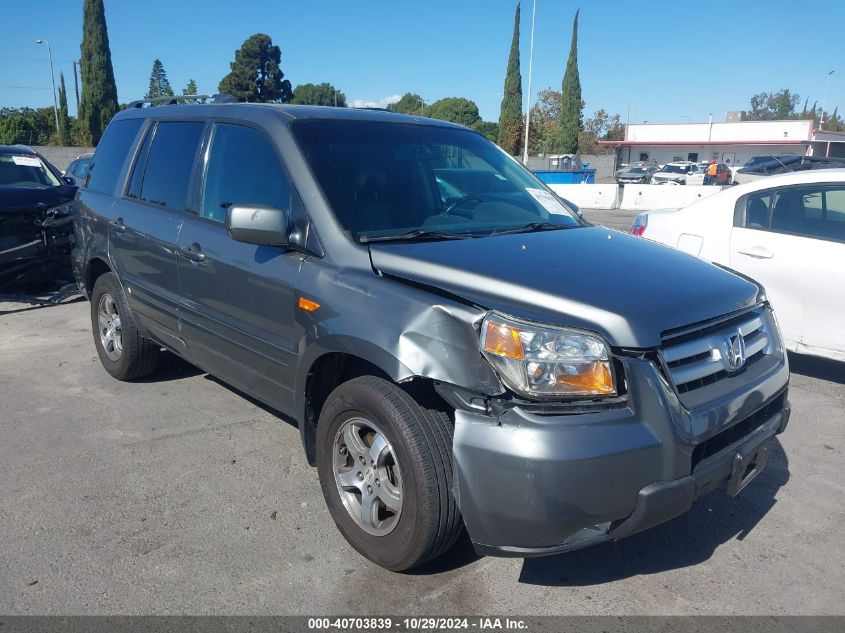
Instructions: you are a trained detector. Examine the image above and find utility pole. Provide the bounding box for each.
[36,39,60,136]
[72,60,81,112]
[522,0,537,165]
[820,70,835,130]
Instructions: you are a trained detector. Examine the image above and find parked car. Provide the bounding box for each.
[616,163,658,184]
[687,162,732,186]
[73,101,790,571]
[0,145,77,288]
[64,152,93,187]
[631,169,845,362]
[651,161,698,185]
[733,155,845,185]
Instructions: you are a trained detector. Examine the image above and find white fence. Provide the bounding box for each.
[547,184,620,210]
[619,184,726,211]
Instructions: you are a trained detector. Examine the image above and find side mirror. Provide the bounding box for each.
[62,176,75,186]
[226,205,290,247]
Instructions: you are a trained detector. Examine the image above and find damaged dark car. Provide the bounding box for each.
[73,103,790,572]
[0,145,77,289]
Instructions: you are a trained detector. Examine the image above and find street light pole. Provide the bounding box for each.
[36,39,60,136]
[522,0,536,165]
[820,70,835,130]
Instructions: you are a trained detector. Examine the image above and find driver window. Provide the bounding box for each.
[201,123,290,223]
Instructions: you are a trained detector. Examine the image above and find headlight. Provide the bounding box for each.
[47,202,75,216]
[480,313,616,398]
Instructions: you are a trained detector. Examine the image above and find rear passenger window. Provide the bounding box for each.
[200,123,290,223]
[87,118,143,195]
[740,185,845,242]
[138,121,205,211]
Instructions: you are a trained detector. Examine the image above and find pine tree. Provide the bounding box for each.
[78,0,119,145]
[57,72,71,146]
[555,9,582,154]
[219,34,292,103]
[183,79,198,95]
[146,59,174,100]
[497,3,524,154]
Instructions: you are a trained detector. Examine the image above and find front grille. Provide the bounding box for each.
[661,307,772,395]
[690,390,787,471]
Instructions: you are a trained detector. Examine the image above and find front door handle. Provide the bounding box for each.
[179,242,206,263]
[737,245,773,259]
[109,217,126,233]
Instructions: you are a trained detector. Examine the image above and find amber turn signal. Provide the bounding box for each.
[556,361,615,395]
[482,320,524,359]
[298,297,320,312]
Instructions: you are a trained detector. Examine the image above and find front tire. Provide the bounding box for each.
[316,376,462,571]
[90,272,158,381]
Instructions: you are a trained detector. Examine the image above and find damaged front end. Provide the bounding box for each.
[0,195,77,289]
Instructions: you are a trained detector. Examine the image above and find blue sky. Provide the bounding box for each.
[3,0,844,125]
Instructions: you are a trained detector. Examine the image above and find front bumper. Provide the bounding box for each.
[449,353,789,557]
[0,206,75,288]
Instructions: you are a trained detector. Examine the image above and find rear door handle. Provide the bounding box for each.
[179,242,206,263]
[109,217,126,233]
[737,246,773,259]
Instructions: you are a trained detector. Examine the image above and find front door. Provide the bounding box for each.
[107,119,205,348]
[177,122,302,413]
[729,182,845,357]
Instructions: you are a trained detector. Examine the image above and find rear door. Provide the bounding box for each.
[729,182,845,357]
[108,119,206,348]
[177,121,303,413]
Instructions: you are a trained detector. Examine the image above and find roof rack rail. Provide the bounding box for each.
[126,93,238,109]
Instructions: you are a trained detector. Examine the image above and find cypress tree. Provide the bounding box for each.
[556,9,582,154]
[57,72,71,146]
[497,3,524,154]
[78,0,119,145]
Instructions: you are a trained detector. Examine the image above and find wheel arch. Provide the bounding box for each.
[85,257,112,296]
[298,346,452,467]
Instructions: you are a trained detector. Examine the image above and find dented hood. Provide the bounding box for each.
[369,226,761,348]
[0,184,76,211]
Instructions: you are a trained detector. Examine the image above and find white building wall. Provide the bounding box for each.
[626,120,813,143]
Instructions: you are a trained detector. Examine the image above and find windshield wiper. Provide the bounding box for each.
[488,222,575,236]
[359,229,469,243]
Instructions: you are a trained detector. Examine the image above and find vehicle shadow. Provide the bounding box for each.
[517,439,790,587]
[788,352,845,385]
[406,529,482,575]
[132,349,204,383]
[203,373,300,430]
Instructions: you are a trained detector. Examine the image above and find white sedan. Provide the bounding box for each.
[631,169,845,362]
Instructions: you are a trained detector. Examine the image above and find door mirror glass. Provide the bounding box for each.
[226,205,290,246]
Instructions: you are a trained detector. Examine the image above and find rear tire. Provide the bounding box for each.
[90,272,158,381]
[316,376,462,571]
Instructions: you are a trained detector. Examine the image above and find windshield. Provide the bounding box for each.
[622,167,646,175]
[0,154,60,188]
[660,164,689,174]
[292,120,581,241]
